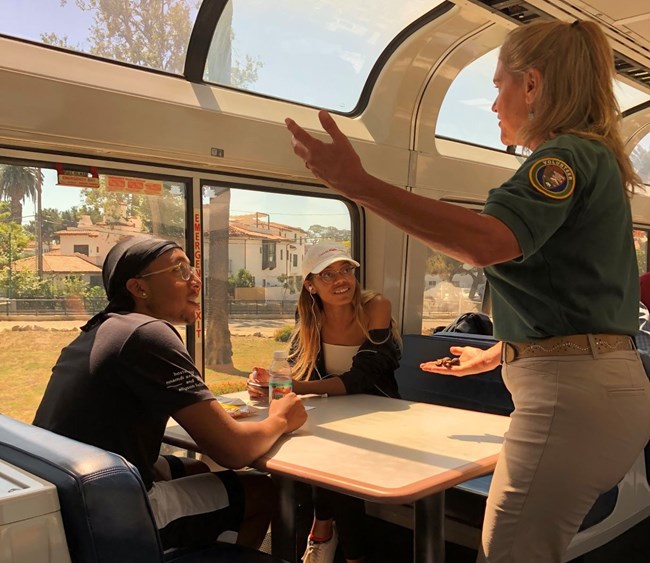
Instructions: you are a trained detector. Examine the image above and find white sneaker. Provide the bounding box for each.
[301,524,339,563]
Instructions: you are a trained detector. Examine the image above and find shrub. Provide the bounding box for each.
[273,325,294,342]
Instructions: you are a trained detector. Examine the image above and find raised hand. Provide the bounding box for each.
[285,110,366,194]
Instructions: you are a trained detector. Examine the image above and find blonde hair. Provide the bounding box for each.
[500,20,641,195]
[289,284,402,381]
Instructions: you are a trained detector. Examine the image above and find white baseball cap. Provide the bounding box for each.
[302,241,360,278]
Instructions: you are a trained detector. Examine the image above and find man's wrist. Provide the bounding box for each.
[265,412,288,435]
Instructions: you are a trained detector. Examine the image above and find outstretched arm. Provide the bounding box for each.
[285,110,521,267]
[420,342,502,377]
[173,394,307,468]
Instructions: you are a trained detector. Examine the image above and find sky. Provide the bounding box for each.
[0,1,93,47]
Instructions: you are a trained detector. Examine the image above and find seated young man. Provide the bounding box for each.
[34,236,307,550]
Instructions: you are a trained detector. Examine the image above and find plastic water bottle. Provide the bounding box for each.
[269,350,292,401]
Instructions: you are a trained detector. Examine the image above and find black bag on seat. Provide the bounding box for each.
[434,312,493,335]
[395,333,512,415]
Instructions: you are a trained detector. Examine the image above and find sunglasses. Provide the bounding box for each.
[315,265,357,284]
[138,262,198,281]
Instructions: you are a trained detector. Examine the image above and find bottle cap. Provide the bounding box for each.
[273,350,288,360]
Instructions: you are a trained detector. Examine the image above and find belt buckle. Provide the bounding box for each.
[504,342,518,363]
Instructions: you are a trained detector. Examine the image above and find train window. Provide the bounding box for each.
[632,132,650,188]
[632,133,650,278]
[0,162,188,422]
[635,230,649,274]
[200,184,353,392]
[437,49,503,151]
[437,48,650,153]
[0,1,199,74]
[616,82,650,113]
[421,248,485,335]
[204,0,444,111]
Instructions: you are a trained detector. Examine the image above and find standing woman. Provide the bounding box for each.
[285,20,650,563]
[248,241,401,563]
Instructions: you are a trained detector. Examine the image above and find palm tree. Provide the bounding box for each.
[0,165,43,224]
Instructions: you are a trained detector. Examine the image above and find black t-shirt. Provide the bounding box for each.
[33,312,213,489]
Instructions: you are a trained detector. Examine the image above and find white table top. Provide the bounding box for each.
[166,392,511,504]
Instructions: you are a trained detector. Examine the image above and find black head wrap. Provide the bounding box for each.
[81,235,182,331]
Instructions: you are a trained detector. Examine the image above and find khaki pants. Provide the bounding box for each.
[478,350,650,562]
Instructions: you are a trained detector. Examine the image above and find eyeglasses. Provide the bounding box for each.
[316,265,357,284]
[138,262,198,281]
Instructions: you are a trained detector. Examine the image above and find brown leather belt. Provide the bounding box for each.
[503,334,635,363]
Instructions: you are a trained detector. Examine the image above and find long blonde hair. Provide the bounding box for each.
[289,283,402,381]
[500,20,641,195]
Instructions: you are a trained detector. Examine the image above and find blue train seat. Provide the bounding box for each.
[0,414,287,563]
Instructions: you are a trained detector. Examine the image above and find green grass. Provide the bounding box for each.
[0,330,287,423]
[204,336,287,395]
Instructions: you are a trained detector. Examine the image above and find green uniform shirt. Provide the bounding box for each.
[482,134,638,342]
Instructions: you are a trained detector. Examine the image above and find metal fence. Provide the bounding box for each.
[227,300,298,317]
[0,298,299,319]
[0,298,106,317]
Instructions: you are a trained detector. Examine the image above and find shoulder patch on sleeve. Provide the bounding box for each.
[528,157,575,199]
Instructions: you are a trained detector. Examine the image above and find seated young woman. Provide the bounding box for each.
[248,241,401,563]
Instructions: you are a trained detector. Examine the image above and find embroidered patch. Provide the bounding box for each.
[528,158,575,199]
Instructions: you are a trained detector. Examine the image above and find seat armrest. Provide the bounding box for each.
[0,414,163,563]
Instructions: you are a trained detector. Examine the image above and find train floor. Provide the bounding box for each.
[262,502,650,562]
[359,514,650,563]
[364,514,649,563]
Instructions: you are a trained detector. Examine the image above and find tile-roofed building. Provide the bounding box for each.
[228,223,286,241]
[53,210,144,266]
[11,252,102,285]
[207,213,308,299]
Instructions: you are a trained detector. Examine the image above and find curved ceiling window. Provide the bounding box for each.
[616,81,650,112]
[204,0,444,111]
[437,48,502,151]
[437,47,650,153]
[632,132,650,192]
[0,0,199,74]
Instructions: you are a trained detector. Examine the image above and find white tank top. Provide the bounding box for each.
[322,342,360,376]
